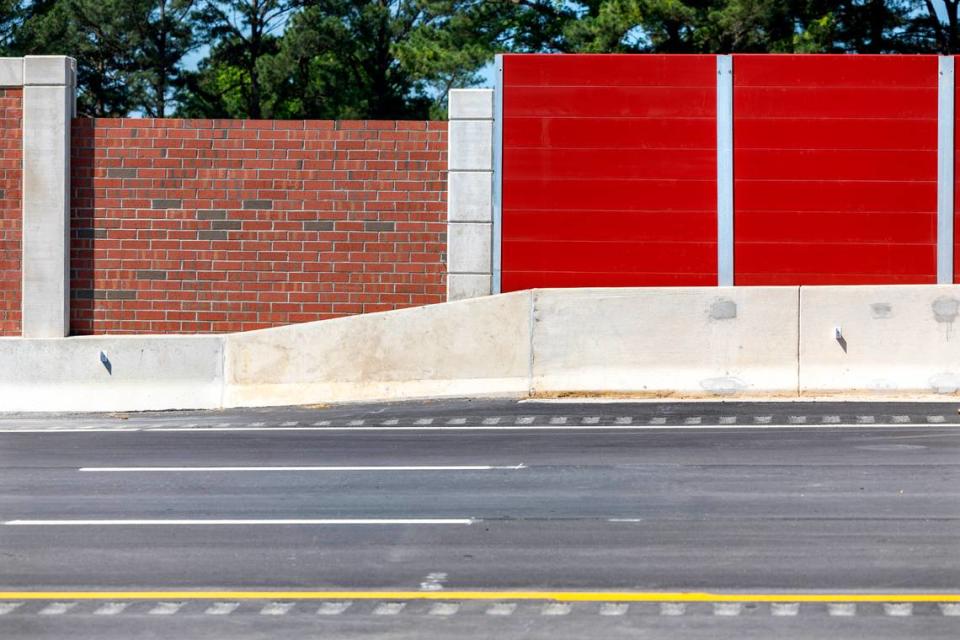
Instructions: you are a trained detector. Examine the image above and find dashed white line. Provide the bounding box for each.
[38,602,77,616]
[79,465,525,473]
[753,416,772,425]
[614,417,632,425]
[660,603,685,616]
[486,603,516,616]
[581,417,600,425]
[827,603,856,616]
[517,417,535,425]
[0,603,22,615]
[280,422,299,427]
[347,420,365,426]
[599,603,629,616]
[414,419,434,425]
[822,416,840,424]
[857,416,875,424]
[883,603,912,617]
[542,603,572,616]
[714,603,742,616]
[684,417,702,425]
[482,417,501,425]
[771,603,800,616]
[4,518,474,526]
[312,421,330,427]
[93,602,128,616]
[939,603,960,616]
[446,418,466,425]
[718,416,736,425]
[373,602,405,615]
[261,602,295,615]
[148,602,183,615]
[381,419,399,426]
[249,422,265,427]
[428,602,459,616]
[204,602,239,615]
[648,417,667,425]
[419,572,448,591]
[928,415,946,423]
[892,415,911,423]
[317,601,352,615]
[549,417,567,425]
[788,416,806,424]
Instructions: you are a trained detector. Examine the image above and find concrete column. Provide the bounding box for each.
[447,89,494,301]
[21,56,75,337]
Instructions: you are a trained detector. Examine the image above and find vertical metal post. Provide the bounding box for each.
[938,55,955,284]
[716,55,734,287]
[491,54,504,294]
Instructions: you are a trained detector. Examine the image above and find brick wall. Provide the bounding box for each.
[70,119,447,334]
[0,87,21,336]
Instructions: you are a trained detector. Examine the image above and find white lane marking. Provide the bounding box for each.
[249,422,265,427]
[883,603,913,617]
[827,603,856,616]
[317,601,352,615]
[608,518,643,523]
[261,602,295,615]
[857,416,875,424]
[517,417,535,425]
[714,603,741,616]
[280,422,299,427]
[414,419,434,425]
[718,417,736,424]
[214,423,231,428]
[928,415,946,423]
[660,603,685,616]
[381,419,399,426]
[149,602,184,615]
[312,421,330,427]
[79,465,526,473]
[753,416,772,424]
[373,602,405,615]
[713,602,743,616]
[771,603,800,616]
[542,603,572,616]
[599,603,628,616]
[348,420,365,426]
[205,602,239,615]
[822,416,840,424]
[446,418,466,425]
[615,417,632,425]
[0,603,23,615]
[582,417,600,425]
[486,603,516,616]
[4,518,474,526]
[939,603,960,616]
[419,572,447,591]
[93,602,128,616]
[38,602,77,615]
[428,603,459,616]
[549,417,567,425]
[892,415,911,423]
[684,417,701,425]
[482,417,501,425]
[649,417,667,425]
[788,416,806,424]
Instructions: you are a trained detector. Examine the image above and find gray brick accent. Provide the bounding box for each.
[107,168,137,178]
[105,290,136,300]
[243,199,272,210]
[197,209,227,220]
[74,228,107,239]
[212,220,241,231]
[303,221,334,231]
[136,270,166,280]
[71,289,94,300]
[152,199,182,209]
[199,230,227,240]
[364,221,395,232]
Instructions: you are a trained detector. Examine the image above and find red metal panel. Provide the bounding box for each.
[500,54,718,290]
[734,54,939,285]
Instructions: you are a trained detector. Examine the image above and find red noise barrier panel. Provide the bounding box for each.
[499,54,943,289]
[500,54,719,290]
[733,55,938,285]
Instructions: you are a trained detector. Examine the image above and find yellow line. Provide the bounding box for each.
[0,591,959,602]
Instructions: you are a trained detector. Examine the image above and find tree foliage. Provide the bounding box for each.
[0,0,957,118]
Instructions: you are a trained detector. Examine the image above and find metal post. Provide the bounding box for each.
[492,54,504,294]
[716,55,734,287]
[938,55,954,284]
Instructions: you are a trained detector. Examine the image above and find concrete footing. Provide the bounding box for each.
[2,285,960,412]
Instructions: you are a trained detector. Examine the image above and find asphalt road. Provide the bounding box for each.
[1,398,959,638]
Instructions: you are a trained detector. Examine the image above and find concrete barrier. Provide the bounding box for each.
[222,291,533,407]
[800,285,960,397]
[0,335,224,412]
[530,288,800,397]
